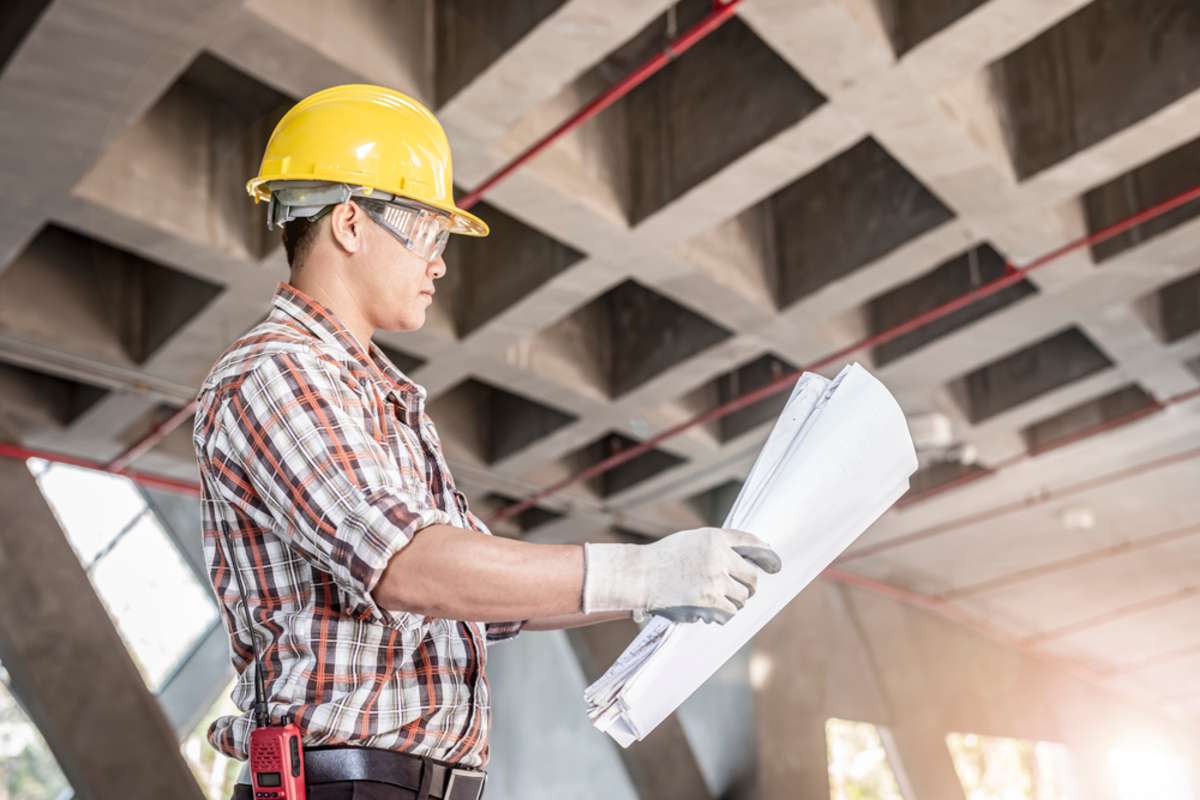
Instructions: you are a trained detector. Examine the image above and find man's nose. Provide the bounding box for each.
[429,257,447,280]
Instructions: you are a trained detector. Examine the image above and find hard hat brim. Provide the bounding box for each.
[419,197,490,238]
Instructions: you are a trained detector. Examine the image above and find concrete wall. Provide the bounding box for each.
[751,578,1200,800]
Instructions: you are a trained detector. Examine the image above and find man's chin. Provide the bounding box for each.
[382,309,426,333]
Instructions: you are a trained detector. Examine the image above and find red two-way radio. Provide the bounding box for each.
[227,539,307,800]
[249,720,306,799]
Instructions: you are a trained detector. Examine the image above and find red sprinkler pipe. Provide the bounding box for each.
[1102,641,1200,676]
[65,0,746,483]
[895,384,1200,508]
[838,443,1200,563]
[457,0,744,211]
[939,520,1200,602]
[106,399,199,474]
[491,184,1200,523]
[1020,585,1200,647]
[0,435,1164,709]
[0,441,201,496]
[818,565,1164,710]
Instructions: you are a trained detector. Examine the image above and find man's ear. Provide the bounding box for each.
[328,201,365,255]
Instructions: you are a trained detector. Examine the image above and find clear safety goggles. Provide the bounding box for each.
[264,182,453,262]
[353,197,452,263]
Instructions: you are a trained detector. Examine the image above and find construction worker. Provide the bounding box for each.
[192,84,782,800]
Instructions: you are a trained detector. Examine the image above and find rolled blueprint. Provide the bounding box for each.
[585,363,918,745]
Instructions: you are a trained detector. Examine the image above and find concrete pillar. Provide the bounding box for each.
[567,619,714,800]
[0,457,204,798]
[752,582,894,799]
[748,576,1200,800]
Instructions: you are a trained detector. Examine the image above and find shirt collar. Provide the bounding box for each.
[271,282,427,406]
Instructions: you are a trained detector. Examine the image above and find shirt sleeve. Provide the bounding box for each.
[203,348,454,625]
[484,620,524,644]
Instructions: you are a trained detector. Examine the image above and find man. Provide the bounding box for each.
[193,84,781,800]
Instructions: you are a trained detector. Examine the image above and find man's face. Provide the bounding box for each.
[353,212,447,332]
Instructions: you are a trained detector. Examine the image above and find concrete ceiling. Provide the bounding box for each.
[2,0,1200,737]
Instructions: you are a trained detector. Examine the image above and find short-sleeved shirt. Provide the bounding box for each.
[193,282,522,767]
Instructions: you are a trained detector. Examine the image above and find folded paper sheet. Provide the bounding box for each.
[584,363,918,746]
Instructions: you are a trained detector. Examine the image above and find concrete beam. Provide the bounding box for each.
[431,377,577,466]
[0,457,204,799]
[559,431,685,500]
[0,225,223,370]
[1144,270,1200,346]
[440,199,584,338]
[0,360,107,437]
[73,51,292,264]
[1020,383,1157,452]
[1084,135,1200,264]
[618,12,825,226]
[990,0,1200,180]
[701,354,797,443]
[871,0,989,57]
[531,279,732,400]
[869,245,1036,368]
[434,0,570,107]
[0,0,242,268]
[948,327,1114,424]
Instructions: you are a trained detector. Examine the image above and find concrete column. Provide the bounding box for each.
[0,457,204,799]
[886,720,967,800]
[567,619,715,800]
[752,581,895,799]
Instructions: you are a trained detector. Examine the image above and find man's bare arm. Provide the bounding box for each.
[372,523,782,630]
[372,524,587,623]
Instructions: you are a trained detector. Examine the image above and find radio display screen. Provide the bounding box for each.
[258,772,281,787]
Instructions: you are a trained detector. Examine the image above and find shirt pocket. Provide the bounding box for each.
[380,398,433,489]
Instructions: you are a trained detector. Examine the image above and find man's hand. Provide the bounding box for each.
[582,527,783,625]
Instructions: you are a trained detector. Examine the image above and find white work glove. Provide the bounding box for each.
[582,527,783,625]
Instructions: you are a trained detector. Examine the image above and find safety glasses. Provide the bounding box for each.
[354,197,452,263]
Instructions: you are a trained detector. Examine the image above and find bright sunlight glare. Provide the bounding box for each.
[1109,741,1194,800]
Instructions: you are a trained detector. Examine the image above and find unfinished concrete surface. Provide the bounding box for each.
[0,457,205,799]
[1,0,1200,797]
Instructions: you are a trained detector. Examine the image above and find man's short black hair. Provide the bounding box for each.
[281,215,322,270]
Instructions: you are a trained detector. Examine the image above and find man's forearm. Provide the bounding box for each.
[372,524,586,622]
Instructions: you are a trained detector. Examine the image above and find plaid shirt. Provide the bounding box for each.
[193,282,522,767]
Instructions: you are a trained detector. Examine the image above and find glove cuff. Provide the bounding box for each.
[582,542,646,614]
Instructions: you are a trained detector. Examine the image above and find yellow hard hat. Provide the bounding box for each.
[247,84,488,237]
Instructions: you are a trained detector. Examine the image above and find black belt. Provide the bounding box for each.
[237,746,486,800]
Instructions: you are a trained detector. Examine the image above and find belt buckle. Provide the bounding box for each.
[444,767,486,800]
